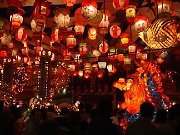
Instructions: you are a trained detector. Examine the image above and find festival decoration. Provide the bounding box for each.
[120,33,129,45]
[79,42,88,55]
[134,16,149,33]
[88,27,97,40]
[15,27,27,42]
[109,25,121,38]
[128,43,136,53]
[51,28,61,43]
[0,33,12,45]
[108,48,118,61]
[99,41,109,54]
[10,8,24,29]
[74,23,85,37]
[126,5,136,22]
[98,62,107,69]
[66,35,76,48]
[157,0,172,15]
[64,0,76,7]
[113,0,129,10]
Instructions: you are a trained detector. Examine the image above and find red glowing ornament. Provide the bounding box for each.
[51,28,61,43]
[84,73,90,79]
[117,54,125,61]
[33,1,51,16]
[134,16,149,33]
[15,27,27,42]
[7,0,26,7]
[113,0,129,10]
[120,33,129,45]
[88,27,97,40]
[63,0,76,7]
[81,0,98,20]
[99,41,109,54]
[157,57,164,64]
[0,51,7,57]
[109,25,121,38]
[79,42,87,55]
[73,71,78,76]
[97,71,103,78]
[108,48,118,61]
[66,35,76,48]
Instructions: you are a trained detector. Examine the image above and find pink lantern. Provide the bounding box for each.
[88,27,97,40]
[15,27,27,42]
[109,25,121,38]
[134,16,149,33]
[99,41,109,54]
[63,0,76,7]
[66,35,76,48]
[51,28,61,43]
[113,0,129,10]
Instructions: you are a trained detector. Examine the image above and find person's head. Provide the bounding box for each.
[30,108,42,123]
[155,109,167,123]
[98,100,113,118]
[60,107,69,116]
[140,102,154,118]
[168,104,180,121]
[48,105,55,112]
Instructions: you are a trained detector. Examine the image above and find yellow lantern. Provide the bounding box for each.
[84,63,92,71]
[78,70,84,77]
[120,33,129,45]
[66,35,76,48]
[68,64,76,71]
[74,23,85,36]
[126,5,136,22]
[88,27,97,40]
[107,64,113,73]
[157,0,172,15]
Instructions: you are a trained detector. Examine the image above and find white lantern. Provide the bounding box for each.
[98,62,107,69]
[107,64,113,72]
[15,27,27,42]
[54,12,70,29]
[1,33,12,45]
[134,16,149,33]
[10,13,23,29]
[69,64,76,71]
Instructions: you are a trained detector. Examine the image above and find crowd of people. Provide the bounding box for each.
[0,100,180,135]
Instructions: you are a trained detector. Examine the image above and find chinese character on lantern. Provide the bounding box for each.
[109,25,121,38]
[99,41,109,54]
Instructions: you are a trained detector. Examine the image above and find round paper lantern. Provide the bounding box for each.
[51,28,61,43]
[10,12,23,29]
[157,57,164,64]
[81,0,98,20]
[74,23,85,35]
[117,54,125,61]
[88,27,97,40]
[134,16,149,33]
[97,71,104,78]
[74,8,88,25]
[99,41,109,54]
[1,33,12,45]
[54,10,70,29]
[66,35,76,48]
[113,0,129,10]
[15,27,27,42]
[0,51,7,57]
[157,0,172,15]
[64,0,76,7]
[109,25,121,38]
[84,73,90,79]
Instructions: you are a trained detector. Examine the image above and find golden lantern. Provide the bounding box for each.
[63,0,76,7]
[69,64,76,71]
[124,57,131,65]
[66,35,76,48]
[84,62,92,71]
[88,27,97,40]
[107,64,113,73]
[156,0,172,15]
[78,70,84,77]
[74,23,85,36]
[126,5,136,22]
[120,33,129,45]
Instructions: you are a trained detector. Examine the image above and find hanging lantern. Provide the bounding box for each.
[10,8,24,29]
[23,56,30,64]
[92,49,101,57]
[78,70,84,77]
[134,16,149,33]
[97,70,104,78]
[74,23,85,36]
[99,41,109,54]
[84,73,90,79]
[62,48,71,60]
[81,0,98,20]
[128,43,136,53]
[126,5,136,22]
[124,57,132,65]
[109,25,121,38]
[107,64,113,72]
[117,54,125,61]
[54,9,70,30]
[79,42,88,55]
[92,64,98,73]
[157,0,172,15]
[120,33,129,45]
[0,33,12,45]
[99,11,110,36]
[51,28,61,43]
[88,27,97,40]
[12,49,18,57]
[98,62,107,69]
[108,48,118,61]
[63,0,76,7]
[84,62,91,71]
[15,27,27,42]
[0,51,7,57]
[73,71,78,76]
[66,35,76,48]
[68,64,76,71]
[30,16,46,32]
[157,57,164,64]
[112,67,117,73]
[33,1,51,16]
[113,0,129,10]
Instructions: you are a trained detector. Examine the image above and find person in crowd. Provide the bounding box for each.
[88,100,121,135]
[22,108,42,135]
[125,102,159,135]
[154,109,167,128]
[47,105,57,120]
[159,104,180,135]
[39,120,59,135]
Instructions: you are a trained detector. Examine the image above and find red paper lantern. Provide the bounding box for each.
[99,41,109,54]
[15,27,27,42]
[113,0,129,10]
[33,2,51,16]
[109,25,121,38]
[0,51,7,57]
[64,0,76,7]
[97,71,103,78]
[84,73,90,79]
[157,57,164,64]
[10,8,24,29]
[88,27,97,40]
[74,23,85,36]
[134,16,149,33]
[117,54,125,61]
[66,35,76,48]
[51,28,61,43]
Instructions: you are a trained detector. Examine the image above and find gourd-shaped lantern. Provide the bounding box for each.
[126,5,136,22]
[134,16,149,33]
[81,0,98,20]
[74,23,85,36]
[10,8,24,29]
[108,48,118,61]
[113,0,129,10]
[66,35,76,48]
[99,41,109,54]
[54,9,70,30]
[157,0,172,15]
[109,25,121,38]
[99,11,110,36]
[88,27,97,40]
[63,0,76,7]
[79,42,87,55]
[15,27,27,42]
[51,28,61,43]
